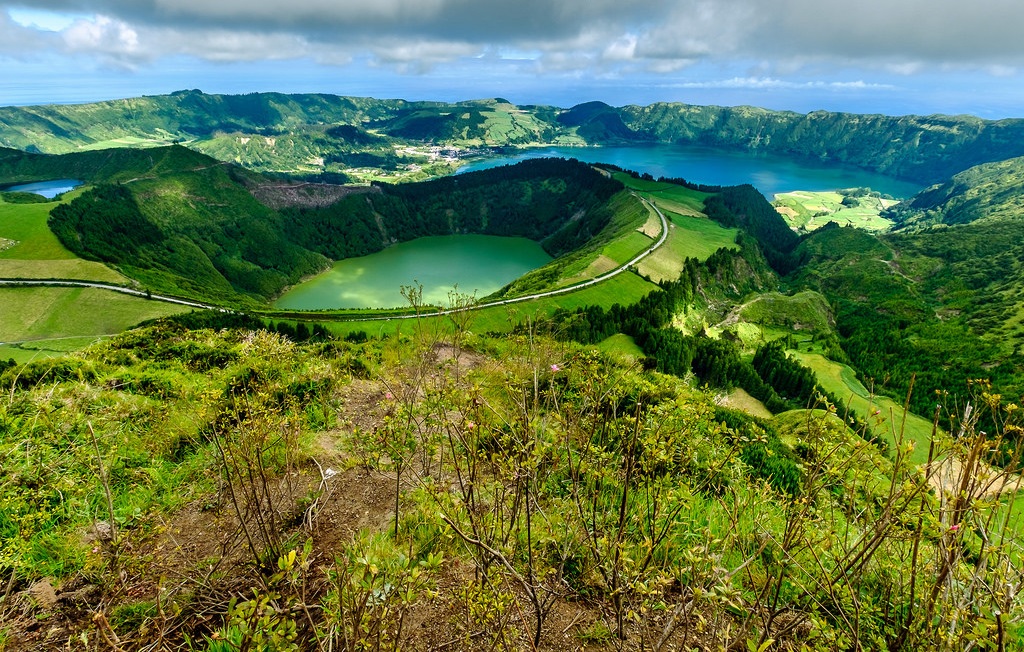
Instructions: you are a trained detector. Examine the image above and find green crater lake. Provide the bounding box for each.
[275,235,552,310]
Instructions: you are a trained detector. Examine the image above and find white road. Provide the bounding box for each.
[0,278,224,311]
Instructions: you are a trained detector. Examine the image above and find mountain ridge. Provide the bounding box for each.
[3,91,1024,185]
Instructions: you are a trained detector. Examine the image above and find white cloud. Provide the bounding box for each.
[664,77,897,91]
[4,0,1024,79]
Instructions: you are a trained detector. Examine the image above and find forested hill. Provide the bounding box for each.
[884,155,1024,229]
[0,143,234,188]
[2,91,1024,185]
[36,151,623,304]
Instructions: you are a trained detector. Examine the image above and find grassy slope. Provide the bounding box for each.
[0,286,187,352]
[614,173,739,282]
[790,350,936,465]
[0,189,127,283]
[4,322,1012,649]
[889,155,1024,228]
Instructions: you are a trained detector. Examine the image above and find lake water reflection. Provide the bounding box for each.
[458,144,922,199]
[274,234,552,310]
[4,179,82,199]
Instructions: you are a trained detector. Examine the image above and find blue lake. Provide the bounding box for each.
[4,179,83,199]
[458,144,922,199]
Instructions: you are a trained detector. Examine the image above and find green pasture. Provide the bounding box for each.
[790,351,936,464]
[595,333,644,360]
[615,172,711,215]
[0,189,125,282]
[0,191,82,260]
[602,231,654,265]
[76,136,174,151]
[0,259,126,283]
[637,212,739,282]
[721,388,773,419]
[0,286,189,345]
[0,336,107,364]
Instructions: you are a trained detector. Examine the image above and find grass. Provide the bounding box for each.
[606,174,738,282]
[76,136,173,151]
[614,173,711,214]
[0,191,85,260]
[773,191,898,233]
[720,388,773,419]
[0,259,126,283]
[638,212,739,282]
[789,350,936,464]
[735,290,834,333]
[595,333,644,360]
[0,189,125,283]
[0,287,189,344]
[601,231,653,265]
[0,337,107,363]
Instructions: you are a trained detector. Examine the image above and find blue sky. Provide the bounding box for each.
[1,1,1022,118]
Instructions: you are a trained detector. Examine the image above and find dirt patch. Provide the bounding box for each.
[248,181,377,210]
[927,456,1023,499]
[636,214,662,238]
[433,343,486,375]
[717,388,774,419]
[2,458,399,651]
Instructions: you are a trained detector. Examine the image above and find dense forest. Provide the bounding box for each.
[283,157,623,260]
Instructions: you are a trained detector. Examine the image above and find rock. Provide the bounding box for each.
[92,521,115,541]
[28,578,58,609]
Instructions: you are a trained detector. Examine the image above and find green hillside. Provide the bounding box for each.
[2,315,1018,650]
[4,92,1024,184]
[886,155,1024,228]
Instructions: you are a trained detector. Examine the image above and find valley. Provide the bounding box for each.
[1,92,1023,651]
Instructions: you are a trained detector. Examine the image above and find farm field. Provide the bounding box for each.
[773,190,899,232]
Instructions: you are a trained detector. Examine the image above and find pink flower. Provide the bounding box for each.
[465,421,476,430]
[550,364,561,373]
[949,524,960,532]
[385,392,393,400]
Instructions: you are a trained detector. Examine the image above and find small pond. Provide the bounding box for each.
[3,179,83,199]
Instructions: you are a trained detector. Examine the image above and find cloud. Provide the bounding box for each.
[0,9,58,57]
[3,0,1023,76]
[664,77,898,91]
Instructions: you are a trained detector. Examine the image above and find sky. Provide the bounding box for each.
[1,1,1022,118]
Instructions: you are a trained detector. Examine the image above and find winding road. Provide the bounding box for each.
[0,279,224,311]
[0,193,669,323]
